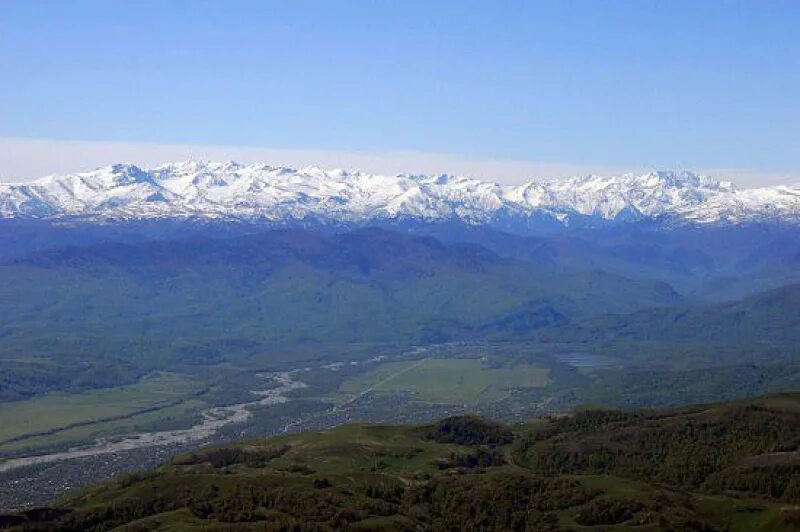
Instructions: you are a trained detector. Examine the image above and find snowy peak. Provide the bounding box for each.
[0,161,798,228]
[515,171,725,219]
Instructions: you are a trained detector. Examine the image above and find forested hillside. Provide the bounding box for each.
[4,393,799,531]
[0,228,680,400]
[548,283,800,344]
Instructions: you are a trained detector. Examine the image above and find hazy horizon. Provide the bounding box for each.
[2,137,799,188]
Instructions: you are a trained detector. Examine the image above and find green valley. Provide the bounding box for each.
[336,358,549,404]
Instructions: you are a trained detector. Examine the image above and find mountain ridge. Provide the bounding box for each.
[2,161,799,228]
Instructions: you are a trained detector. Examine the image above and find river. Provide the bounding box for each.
[0,371,306,474]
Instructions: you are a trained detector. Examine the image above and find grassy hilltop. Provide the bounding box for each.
[3,393,800,531]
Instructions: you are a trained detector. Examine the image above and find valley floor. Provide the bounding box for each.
[1,342,799,516]
[0,346,558,511]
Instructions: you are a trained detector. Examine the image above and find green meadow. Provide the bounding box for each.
[337,357,549,404]
[0,372,204,449]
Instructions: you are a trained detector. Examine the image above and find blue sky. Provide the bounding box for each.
[1,1,798,184]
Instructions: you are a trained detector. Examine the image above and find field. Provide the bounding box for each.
[0,373,204,452]
[337,358,550,404]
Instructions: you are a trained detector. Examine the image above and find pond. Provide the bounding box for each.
[555,353,617,368]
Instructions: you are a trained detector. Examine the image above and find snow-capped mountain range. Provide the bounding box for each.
[1,161,799,228]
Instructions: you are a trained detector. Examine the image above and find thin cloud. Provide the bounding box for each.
[0,137,796,188]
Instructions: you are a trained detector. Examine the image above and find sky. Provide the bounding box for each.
[1,1,798,186]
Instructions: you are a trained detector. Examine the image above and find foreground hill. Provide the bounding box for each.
[4,393,799,531]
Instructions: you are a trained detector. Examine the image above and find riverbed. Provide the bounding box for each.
[0,371,306,474]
